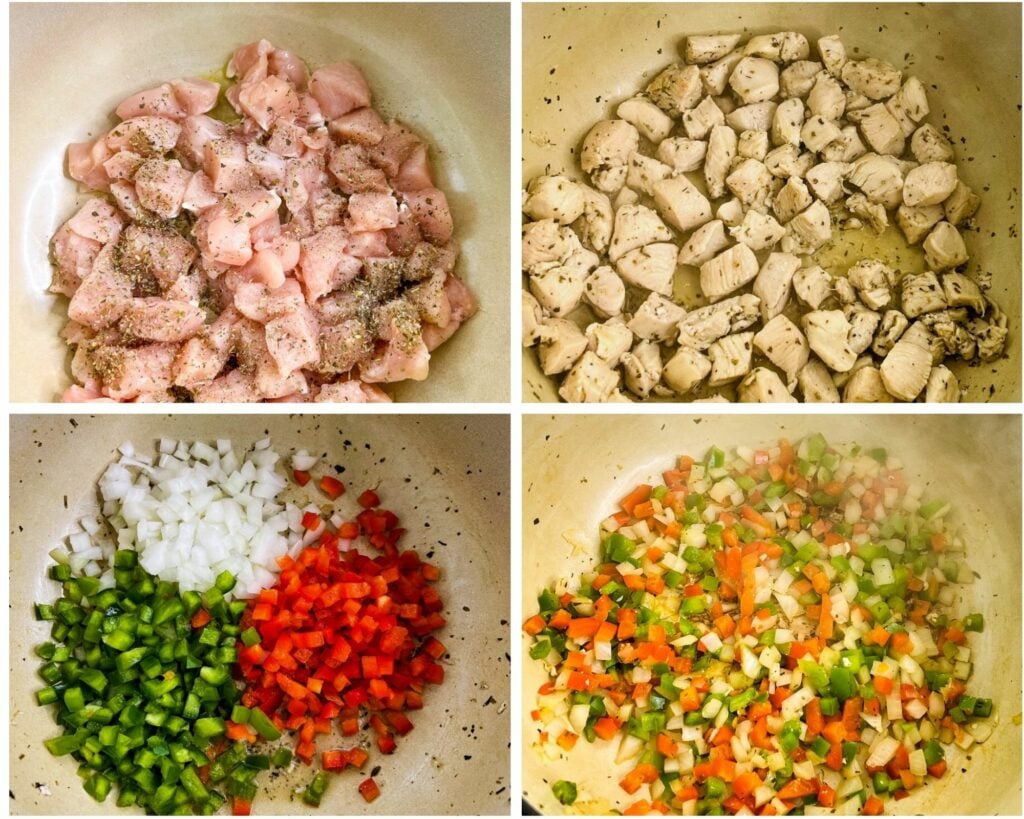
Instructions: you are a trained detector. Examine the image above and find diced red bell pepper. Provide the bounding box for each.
[320,475,345,499]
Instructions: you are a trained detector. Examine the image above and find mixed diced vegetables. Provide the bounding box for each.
[525,434,994,815]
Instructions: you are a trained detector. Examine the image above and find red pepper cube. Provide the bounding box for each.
[320,475,345,500]
[358,489,380,508]
[293,469,311,487]
[301,510,321,530]
[376,734,397,755]
[359,777,381,803]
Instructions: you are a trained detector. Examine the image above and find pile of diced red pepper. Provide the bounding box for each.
[235,481,447,803]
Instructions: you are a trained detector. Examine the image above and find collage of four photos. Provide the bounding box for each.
[6,1,1023,816]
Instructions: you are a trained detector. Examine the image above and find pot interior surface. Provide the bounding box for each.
[10,2,510,402]
[522,2,1021,403]
[522,414,1021,814]
[10,414,510,815]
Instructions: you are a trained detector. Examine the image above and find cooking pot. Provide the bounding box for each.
[522,413,1021,813]
[10,2,510,402]
[10,413,510,814]
[522,3,1021,402]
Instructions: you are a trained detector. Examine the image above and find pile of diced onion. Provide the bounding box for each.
[54,439,334,599]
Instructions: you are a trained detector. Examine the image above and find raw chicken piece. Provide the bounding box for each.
[116,82,188,120]
[93,343,178,401]
[67,139,113,190]
[120,298,205,342]
[315,381,391,402]
[739,367,797,402]
[308,62,371,119]
[403,188,453,245]
[238,75,301,131]
[67,244,132,329]
[195,369,262,402]
[134,159,191,219]
[50,224,100,297]
[171,78,221,116]
[66,198,125,245]
[106,116,182,156]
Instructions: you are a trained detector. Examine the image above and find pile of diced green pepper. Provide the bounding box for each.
[34,550,287,814]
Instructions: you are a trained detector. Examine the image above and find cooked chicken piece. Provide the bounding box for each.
[697,126,735,201]
[726,101,778,132]
[744,31,809,62]
[819,125,867,162]
[772,98,805,147]
[522,290,545,346]
[656,137,708,172]
[793,265,833,309]
[879,335,931,401]
[806,73,845,122]
[660,347,715,400]
[903,162,957,207]
[895,203,944,244]
[924,365,960,402]
[616,243,678,295]
[729,57,780,104]
[558,351,622,402]
[677,293,761,349]
[942,272,985,314]
[731,209,786,251]
[841,58,901,100]
[901,320,947,364]
[628,292,687,341]
[529,244,598,316]
[726,158,773,205]
[653,176,713,232]
[683,97,726,139]
[943,181,981,226]
[614,186,640,209]
[738,367,797,402]
[622,341,663,398]
[700,51,745,96]
[798,358,841,401]
[833,276,856,305]
[537,318,587,375]
[585,317,633,366]
[843,365,893,402]
[967,309,1009,361]
[700,243,760,301]
[798,115,840,153]
[773,177,814,223]
[805,161,848,204]
[922,309,975,361]
[846,192,888,233]
[762,145,812,180]
[708,332,755,385]
[857,104,905,156]
[646,63,703,114]
[523,175,586,224]
[923,222,968,271]
[872,309,909,357]
[780,61,823,99]
[780,200,831,254]
[581,119,640,193]
[617,97,674,143]
[714,92,737,115]
[686,34,743,65]
[816,35,847,76]
[583,265,626,318]
[753,313,809,380]
[608,203,673,262]
[885,77,930,136]
[738,129,770,160]
[803,310,857,371]
[750,252,800,321]
[522,219,574,271]
[626,153,672,197]
[831,354,875,391]
[678,220,729,267]
[846,307,881,354]
[846,259,895,310]
[847,153,904,208]
[900,270,946,318]
[910,123,954,164]
[577,185,613,254]
[716,198,745,227]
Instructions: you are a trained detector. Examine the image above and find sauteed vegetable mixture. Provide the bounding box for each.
[525,434,994,815]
